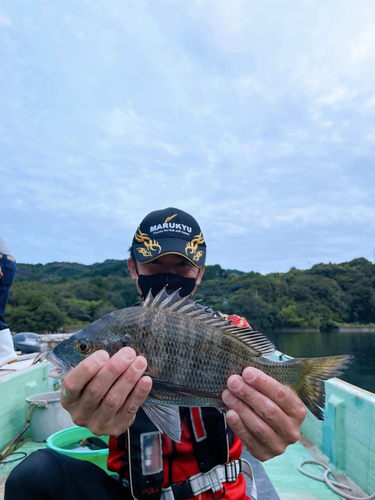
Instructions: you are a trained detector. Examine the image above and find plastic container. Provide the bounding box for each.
[46,426,110,472]
[25,391,74,442]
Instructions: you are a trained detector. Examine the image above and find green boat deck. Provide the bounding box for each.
[1,359,374,500]
[262,440,360,499]
[0,436,366,500]
[0,441,46,499]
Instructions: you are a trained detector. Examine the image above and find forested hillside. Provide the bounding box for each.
[5,258,375,333]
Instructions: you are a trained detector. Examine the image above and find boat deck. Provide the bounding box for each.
[0,441,46,499]
[261,439,365,500]
[1,354,373,500]
[1,436,368,500]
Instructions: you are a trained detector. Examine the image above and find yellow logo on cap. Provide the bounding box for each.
[134,227,161,257]
[164,214,177,223]
[193,251,204,262]
[185,232,205,259]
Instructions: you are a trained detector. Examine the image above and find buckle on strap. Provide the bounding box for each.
[161,459,257,500]
[224,460,240,482]
[172,480,194,500]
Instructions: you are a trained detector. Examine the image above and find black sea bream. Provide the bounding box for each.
[46,288,352,441]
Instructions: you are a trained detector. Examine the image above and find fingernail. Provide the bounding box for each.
[122,347,135,360]
[243,368,256,383]
[140,376,152,389]
[61,384,71,400]
[229,376,243,391]
[226,410,238,425]
[222,390,236,404]
[95,351,108,362]
[134,357,147,371]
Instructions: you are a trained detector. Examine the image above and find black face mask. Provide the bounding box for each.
[137,273,197,299]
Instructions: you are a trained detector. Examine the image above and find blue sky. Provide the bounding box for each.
[1,0,375,273]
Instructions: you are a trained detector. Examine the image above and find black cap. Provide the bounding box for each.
[132,207,206,268]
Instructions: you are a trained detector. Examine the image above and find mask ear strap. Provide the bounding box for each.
[130,246,139,276]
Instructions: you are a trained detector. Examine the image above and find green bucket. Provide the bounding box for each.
[46,426,110,473]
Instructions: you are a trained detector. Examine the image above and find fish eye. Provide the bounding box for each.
[76,340,93,355]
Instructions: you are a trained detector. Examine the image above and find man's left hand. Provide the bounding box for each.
[222,368,307,462]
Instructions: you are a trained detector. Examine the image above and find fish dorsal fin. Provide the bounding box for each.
[142,288,276,357]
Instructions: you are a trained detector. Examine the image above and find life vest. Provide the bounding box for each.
[107,407,245,500]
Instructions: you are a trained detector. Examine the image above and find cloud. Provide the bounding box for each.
[0,13,11,26]
[1,0,375,273]
[100,106,180,156]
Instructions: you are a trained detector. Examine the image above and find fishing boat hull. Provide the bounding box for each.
[1,353,374,500]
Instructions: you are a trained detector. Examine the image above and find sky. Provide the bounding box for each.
[1,0,375,274]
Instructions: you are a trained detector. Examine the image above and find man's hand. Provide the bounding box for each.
[222,368,306,461]
[0,265,3,279]
[60,347,152,437]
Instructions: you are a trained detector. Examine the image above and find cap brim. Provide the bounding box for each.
[133,237,206,268]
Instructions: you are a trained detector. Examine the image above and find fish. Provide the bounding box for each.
[46,287,352,442]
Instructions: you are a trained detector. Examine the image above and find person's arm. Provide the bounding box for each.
[0,265,3,279]
[222,368,306,461]
[60,347,152,436]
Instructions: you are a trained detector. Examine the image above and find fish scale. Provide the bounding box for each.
[130,308,232,403]
[46,287,352,441]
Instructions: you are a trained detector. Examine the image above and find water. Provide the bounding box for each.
[62,438,108,452]
[62,442,95,452]
[266,330,375,394]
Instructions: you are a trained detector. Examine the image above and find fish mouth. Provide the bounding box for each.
[45,351,74,379]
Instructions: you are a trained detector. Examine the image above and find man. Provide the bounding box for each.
[0,236,18,367]
[5,208,306,500]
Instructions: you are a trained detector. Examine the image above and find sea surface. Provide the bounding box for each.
[266,330,375,394]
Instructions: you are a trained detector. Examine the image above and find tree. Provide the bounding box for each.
[34,303,65,332]
[8,258,375,332]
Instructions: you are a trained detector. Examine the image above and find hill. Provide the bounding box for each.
[5,258,375,333]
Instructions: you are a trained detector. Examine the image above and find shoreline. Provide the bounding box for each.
[278,326,375,334]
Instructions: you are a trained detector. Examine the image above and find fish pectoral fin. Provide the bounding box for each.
[150,378,215,399]
[148,358,216,399]
[142,403,181,443]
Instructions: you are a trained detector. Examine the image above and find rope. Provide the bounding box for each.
[25,400,48,423]
[298,460,375,500]
[0,452,27,465]
[25,402,38,423]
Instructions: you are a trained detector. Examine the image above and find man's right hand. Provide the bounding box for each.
[60,347,152,437]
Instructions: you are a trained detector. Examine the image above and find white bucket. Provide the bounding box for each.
[25,391,75,442]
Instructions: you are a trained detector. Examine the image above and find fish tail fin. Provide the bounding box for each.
[291,355,353,420]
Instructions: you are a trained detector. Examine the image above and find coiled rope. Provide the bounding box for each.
[298,460,375,500]
[0,452,27,464]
